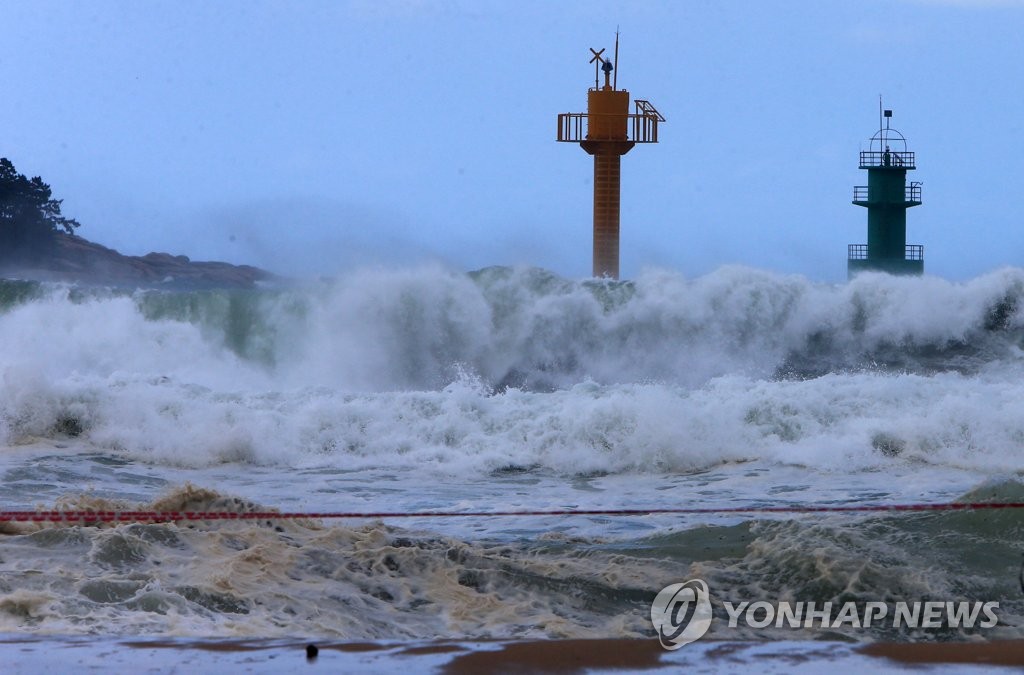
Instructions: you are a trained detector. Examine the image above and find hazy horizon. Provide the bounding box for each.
[3,0,1023,282]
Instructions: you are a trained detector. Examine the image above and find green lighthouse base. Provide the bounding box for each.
[847,258,923,278]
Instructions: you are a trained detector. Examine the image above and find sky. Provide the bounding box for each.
[2,0,1023,282]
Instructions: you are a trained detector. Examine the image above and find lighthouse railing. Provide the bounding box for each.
[852,185,922,203]
[557,113,660,143]
[848,244,869,260]
[848,244,925,262]
[859,150,915,169]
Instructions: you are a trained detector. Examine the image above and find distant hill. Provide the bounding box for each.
[2,156,272,290]
[1,231,274,290]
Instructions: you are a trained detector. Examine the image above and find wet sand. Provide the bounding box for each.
[860,640,1024,668]
[4,636,1023,673]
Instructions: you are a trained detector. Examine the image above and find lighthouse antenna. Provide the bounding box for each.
[613,28,620,90]
[878,95,883,150]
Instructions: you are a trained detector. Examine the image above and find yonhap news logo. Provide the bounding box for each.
[721,599,999,631]
[649,579,713,649]
[650,579,999,649]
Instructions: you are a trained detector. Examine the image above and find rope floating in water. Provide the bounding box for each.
[1,501,1023,524]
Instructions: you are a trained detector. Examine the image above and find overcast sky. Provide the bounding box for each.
[2,0,1023,282]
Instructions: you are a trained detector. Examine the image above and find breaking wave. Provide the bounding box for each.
[2,265,1024,475]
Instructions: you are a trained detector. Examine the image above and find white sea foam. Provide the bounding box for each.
[1,265,1022,475]
[3,265,1022,645]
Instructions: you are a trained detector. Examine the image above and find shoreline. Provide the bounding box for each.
[1,232,275,291]
[3,636,1022,673]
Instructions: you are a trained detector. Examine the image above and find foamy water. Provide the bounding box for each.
[1,265,1022,644]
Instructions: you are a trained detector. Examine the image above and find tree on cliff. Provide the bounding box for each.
[0,157,80,263]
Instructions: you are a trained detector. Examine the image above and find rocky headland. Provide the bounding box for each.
[1,232,274,290]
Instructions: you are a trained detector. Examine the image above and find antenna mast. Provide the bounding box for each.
[613,28,620,90]
[878,95,883,149]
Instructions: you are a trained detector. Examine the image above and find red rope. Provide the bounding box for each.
[1,502,1023,523]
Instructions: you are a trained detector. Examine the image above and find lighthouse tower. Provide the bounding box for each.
[848,107,924,277]
[557,37,664,279]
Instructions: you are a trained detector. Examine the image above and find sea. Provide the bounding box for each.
[1,264,1023,671]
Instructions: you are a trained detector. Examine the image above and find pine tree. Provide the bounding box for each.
[0,158,80,262]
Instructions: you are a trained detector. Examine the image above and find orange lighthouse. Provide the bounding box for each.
[557,37,664,279]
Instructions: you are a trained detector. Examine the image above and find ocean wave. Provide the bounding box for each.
[2,266,1024,474]
[4,265,1023,392]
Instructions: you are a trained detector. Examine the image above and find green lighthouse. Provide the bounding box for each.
[848,108,923,277]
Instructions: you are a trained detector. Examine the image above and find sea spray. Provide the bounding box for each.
[2,266,1024,474]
